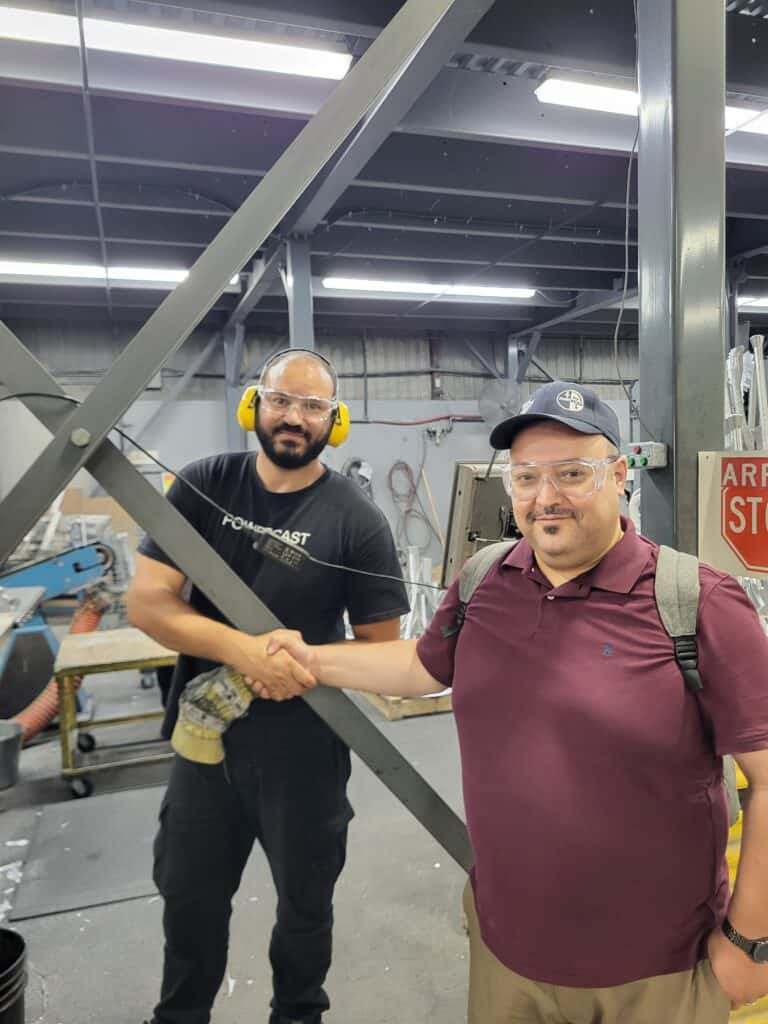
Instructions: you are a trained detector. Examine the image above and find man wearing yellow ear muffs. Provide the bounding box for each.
[127,348,409,1024]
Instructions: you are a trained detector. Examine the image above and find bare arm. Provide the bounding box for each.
[725,749,768,936]
[708,748,768,1007]
[263,628,444,698]
[126,553,315,692]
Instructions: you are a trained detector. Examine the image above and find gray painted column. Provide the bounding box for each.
[637,0,726,552]
[223,324,246,450]
[285,236,315,349]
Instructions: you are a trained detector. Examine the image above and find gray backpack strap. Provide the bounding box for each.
[654,545,703,693]
[440,541,518,638]
[655,546,741,827]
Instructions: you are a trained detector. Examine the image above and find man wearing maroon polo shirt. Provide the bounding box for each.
[262,381,768,1022]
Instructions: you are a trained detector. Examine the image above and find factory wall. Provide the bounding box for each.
[4,320,639,402]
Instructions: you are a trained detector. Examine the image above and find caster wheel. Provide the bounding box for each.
[77,732,96,753]
[140,671,156,690]
[70,777,94,799]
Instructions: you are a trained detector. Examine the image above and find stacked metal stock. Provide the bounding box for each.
[725,336,768,633]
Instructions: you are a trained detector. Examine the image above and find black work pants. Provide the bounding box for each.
[151,702,353,1024]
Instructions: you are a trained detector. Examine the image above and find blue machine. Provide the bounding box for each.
[0,543,114,718]
[0,543,114,600]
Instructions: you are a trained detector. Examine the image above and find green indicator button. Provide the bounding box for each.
[628,456,636,467]
[639,457,648,467]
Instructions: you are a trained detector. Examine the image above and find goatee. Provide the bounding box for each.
[255,420,330,469]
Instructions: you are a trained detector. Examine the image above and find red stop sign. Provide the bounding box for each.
[721,457,768,572]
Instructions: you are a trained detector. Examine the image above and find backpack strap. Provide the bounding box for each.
[440,540,518,638]
[654,545,703,693]
[654,547,740,826]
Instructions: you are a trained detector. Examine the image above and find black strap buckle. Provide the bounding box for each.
[440,602,466,639]
[674,635,703,692]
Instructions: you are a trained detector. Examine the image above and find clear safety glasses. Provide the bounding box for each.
[259,387,337,422]
[501,455,619,500]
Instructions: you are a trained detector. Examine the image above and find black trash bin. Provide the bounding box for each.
[0,929,26,1024]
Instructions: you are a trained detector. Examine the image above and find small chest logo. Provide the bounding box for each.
[556,389,585,412]
[602,643,613,657]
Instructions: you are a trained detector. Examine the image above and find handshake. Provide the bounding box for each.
[171,629,316,765]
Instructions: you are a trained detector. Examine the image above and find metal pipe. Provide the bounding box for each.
[74,0,112,318]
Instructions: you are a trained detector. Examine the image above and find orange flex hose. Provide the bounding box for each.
[13,594,108,744]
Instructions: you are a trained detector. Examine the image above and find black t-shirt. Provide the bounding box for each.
[138,452,409,736]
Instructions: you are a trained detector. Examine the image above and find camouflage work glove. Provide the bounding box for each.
[171,665,254,764]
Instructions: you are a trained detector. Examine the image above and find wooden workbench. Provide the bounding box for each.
[54,627,177,677]
[54,627,177,797]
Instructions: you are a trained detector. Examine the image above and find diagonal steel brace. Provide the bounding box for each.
[0,324,472,871]
[0,0,495,564]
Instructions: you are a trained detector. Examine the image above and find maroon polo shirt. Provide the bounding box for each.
[417,519,768,987]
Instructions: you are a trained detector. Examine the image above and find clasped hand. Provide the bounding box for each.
[239,629,314,702]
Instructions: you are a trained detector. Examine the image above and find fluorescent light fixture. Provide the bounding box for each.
[0,260,106,279]
[109,266,188,284]
[0,260,239,287]
[535,78,639,117]
[725,107,763,131]
[322,277,536,299]
[738,296,768,309]
[0,6,77,45]
[535,78,763,134]
[0,5,352,79]
[737,112,768,136]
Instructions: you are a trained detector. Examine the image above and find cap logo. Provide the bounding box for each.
[520,397,534,414]
[556,388,585,412]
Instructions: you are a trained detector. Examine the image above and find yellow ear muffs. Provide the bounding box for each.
[328,402,350,447]
[237,385,259,432]
[237,386,349,447]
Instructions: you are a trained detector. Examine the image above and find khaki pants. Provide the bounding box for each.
[463,882,731,1024]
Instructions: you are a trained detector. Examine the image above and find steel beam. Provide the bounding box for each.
[507,289,636,341]
[0,320,471,871]
[637,0,726,552]
[287,0,495,235]
[514,330,542,382]
[227,247,284,327]
[0,0,496,564]
[463,339,502,379]
[223,324,246,450]
[284,237,315,348]
[336,213,635,248]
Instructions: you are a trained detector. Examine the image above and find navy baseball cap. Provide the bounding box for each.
[489,380,621,451]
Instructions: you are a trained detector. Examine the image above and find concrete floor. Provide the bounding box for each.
[0,671,469,1024]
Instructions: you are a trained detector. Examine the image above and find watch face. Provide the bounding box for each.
[753,941,768,964]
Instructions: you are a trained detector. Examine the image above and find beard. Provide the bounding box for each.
[255,418,331,469]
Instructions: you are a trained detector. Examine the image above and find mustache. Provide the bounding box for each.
[272,424,310,440]
[527,506,576,523]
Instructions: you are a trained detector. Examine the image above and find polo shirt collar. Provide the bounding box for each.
[502,517,652,594]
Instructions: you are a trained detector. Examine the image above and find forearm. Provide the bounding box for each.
[127,587,238,664]
[728,788,768,937]
[311,638,443,697]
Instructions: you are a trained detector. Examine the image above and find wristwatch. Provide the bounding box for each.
[722,916,768,963]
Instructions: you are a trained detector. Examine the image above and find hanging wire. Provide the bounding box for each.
[0,392,446,591]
